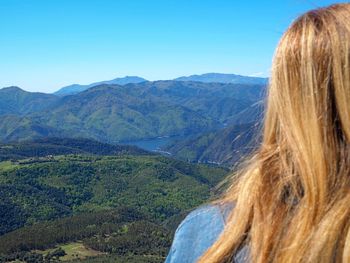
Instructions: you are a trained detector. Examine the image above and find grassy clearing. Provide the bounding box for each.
[0,161,16,171]
[60,242,105,261]
[36,242,105,261]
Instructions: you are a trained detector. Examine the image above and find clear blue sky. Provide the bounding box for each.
[0,0,346,92]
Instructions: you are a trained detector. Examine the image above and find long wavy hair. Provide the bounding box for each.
[199,3,350,263]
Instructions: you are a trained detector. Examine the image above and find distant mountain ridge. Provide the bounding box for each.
[53,73,268,96]
[174,73,268,85]
[54,76,147,96]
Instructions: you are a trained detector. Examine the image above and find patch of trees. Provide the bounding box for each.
[0,207,170,262]
[0,207,144,254]
[0,154,227,236]
[0,151,229,261]
[84,220,171,256]
[69,254,164,263]
[0,248,66,263]
[0,137,149,162]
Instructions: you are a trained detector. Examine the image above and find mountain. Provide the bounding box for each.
[225,100,265,125]
[163,121,262,167]
[174,73,268,85]
[0,75,266,262]
[37,83,221,143]
[0,81,265,143]
[0,86,59,115]
[54,73,268,96]
[54,76,148,96]
[0,115,62,142]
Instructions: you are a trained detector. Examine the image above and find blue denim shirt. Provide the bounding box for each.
[165,203,249,263]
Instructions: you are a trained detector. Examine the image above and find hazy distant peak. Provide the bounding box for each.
[174,73,268,85]
[53,73,268,96]
[54,76,148,96]
[0,86,25,92]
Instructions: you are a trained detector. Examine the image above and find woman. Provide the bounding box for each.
[165,3,350,263]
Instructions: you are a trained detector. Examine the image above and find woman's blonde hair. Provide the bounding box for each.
[199,3,350,263]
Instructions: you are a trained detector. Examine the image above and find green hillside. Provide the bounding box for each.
[0,81,265,143]
[0,140,229,262]
[0,87,58,115]
[163,122,261,167]
[0,137,149,161]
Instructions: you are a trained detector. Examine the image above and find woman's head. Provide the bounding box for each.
[199,3,350,263]
[267,2,350,215]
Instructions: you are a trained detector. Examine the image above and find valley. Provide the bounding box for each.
[0,74,265,262]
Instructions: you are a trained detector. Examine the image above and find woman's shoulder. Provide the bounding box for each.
[177,202,232,228]
[165,202,234,263]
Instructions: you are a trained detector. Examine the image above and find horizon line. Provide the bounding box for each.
[2,71,270,94]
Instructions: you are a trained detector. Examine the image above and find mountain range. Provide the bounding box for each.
[53,73,268,96]
[0,73,267,261]
[0,80,265,143]
[174,73,267,85]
